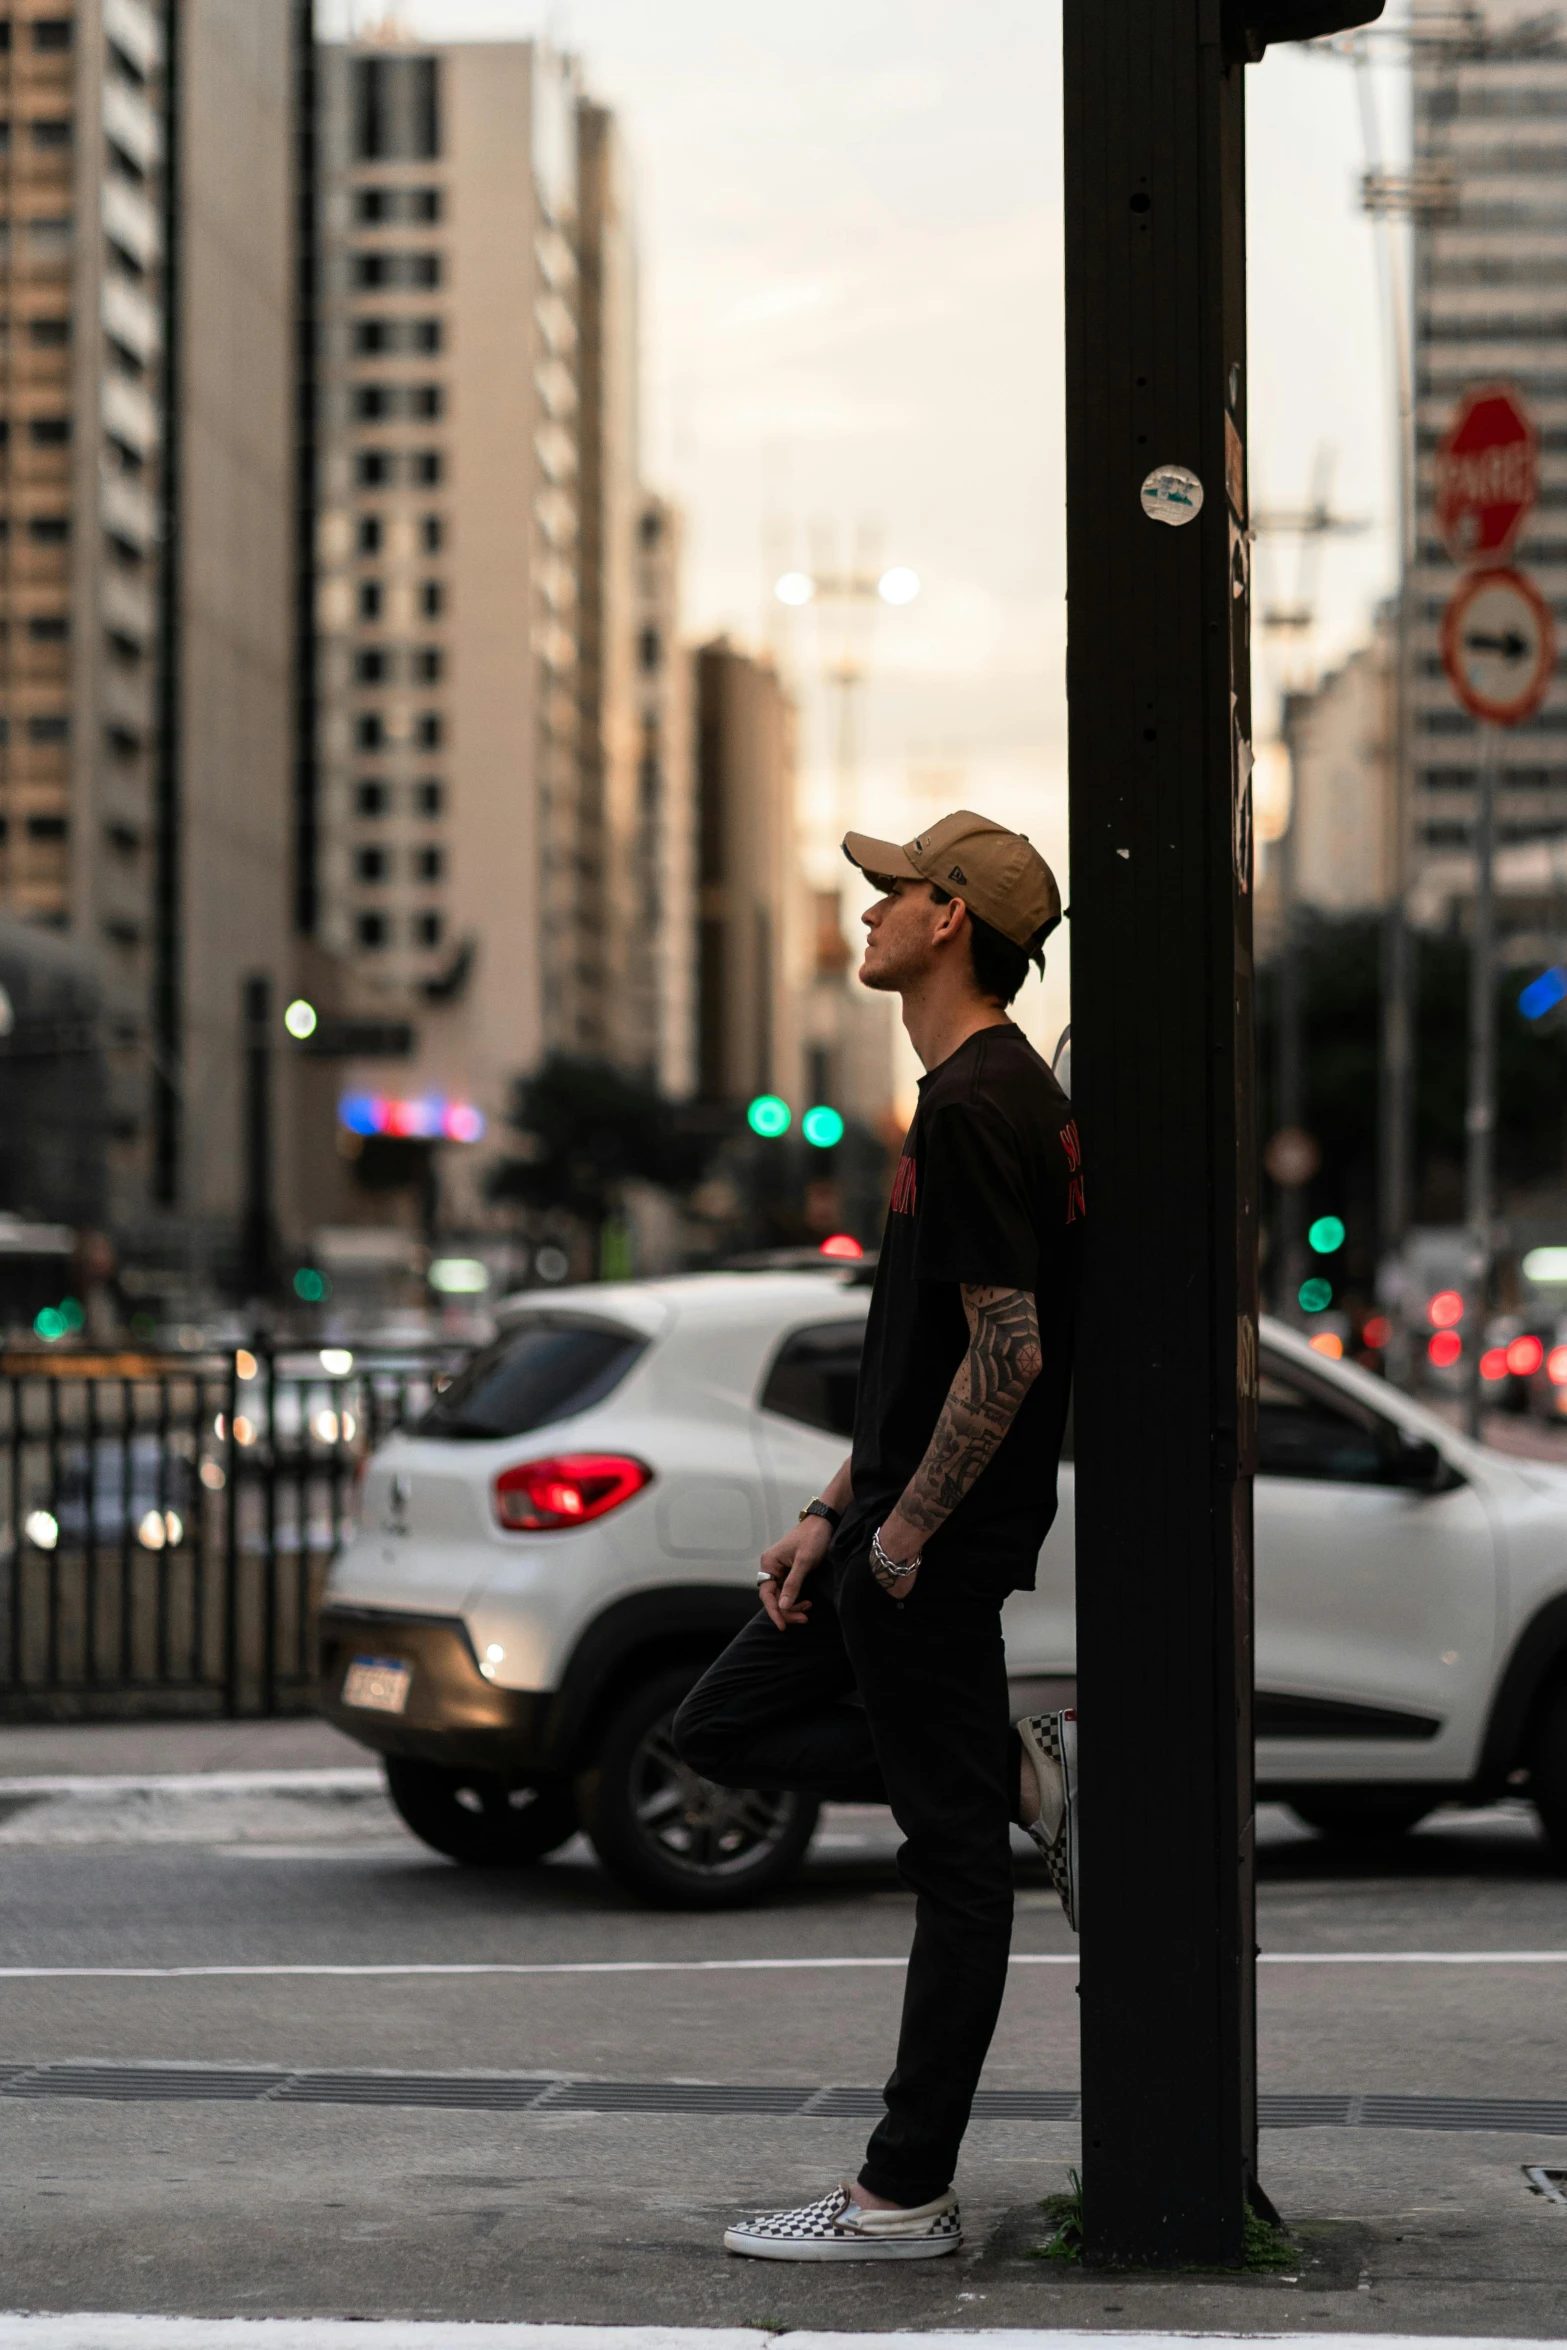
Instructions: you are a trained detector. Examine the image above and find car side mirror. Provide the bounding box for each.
[1392,1434,1445,1491]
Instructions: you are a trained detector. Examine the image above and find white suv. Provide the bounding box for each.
[319,1268,1567,1905]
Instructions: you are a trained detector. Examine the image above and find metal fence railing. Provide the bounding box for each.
[0,1344,459,1721]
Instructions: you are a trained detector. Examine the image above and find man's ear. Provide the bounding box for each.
[931,894,970,948]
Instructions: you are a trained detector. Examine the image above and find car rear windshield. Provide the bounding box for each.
[417,1318,647,1441]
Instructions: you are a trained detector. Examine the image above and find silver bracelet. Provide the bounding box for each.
[870,1523,921,1592]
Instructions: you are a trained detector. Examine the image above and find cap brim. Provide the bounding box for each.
[842,831,921,883]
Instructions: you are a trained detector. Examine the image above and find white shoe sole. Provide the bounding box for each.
[723,2227,962,2261]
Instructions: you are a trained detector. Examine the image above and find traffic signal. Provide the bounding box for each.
[1231,1,1384,60]
[1297,1277,1332,1314]
[746,1095,791,1139]
[801,1104,845,1149]
[1307,1215,1345,1255]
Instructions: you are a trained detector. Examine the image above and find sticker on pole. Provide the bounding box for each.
[1440,566,1555,727]
[1435,383,1538,565]
[1140,465,1203,527]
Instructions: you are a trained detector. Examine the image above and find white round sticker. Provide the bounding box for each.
[1140,465,1204,528]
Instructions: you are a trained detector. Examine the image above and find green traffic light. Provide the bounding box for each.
[1307,1215,1346,1255]
[1298,1276,1332,1314]
[293,1267,330,1303]
[801,1104,845,1149]
[746,1095,791,1139]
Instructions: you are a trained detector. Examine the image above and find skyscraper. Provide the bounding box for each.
[0,0,300,1263]
[312,31,683,1226]
[0,1,165,1225]
[1411,1,1567,901]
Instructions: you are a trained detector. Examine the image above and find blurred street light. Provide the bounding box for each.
[284,998,318,1040]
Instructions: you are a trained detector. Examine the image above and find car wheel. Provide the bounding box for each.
[1289,1794,1432,1841]
[1528,1674,1567,1864]
[576,1665,820,1909]
[384,1757,579,1866]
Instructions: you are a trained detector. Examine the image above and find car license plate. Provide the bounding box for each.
[342,1655,412,1714]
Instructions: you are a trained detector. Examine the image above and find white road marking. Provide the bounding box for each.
[0,1950,1564,1980]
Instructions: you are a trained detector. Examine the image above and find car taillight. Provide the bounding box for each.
[493,1453,651,1532]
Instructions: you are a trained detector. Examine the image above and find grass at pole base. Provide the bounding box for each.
[1033,2169,1297,2273]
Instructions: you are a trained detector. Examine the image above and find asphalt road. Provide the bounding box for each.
[3,1754,1567,2333]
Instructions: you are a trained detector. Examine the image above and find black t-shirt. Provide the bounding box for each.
[834,1021,1083,1595]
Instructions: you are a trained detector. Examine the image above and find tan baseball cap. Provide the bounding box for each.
[842,810,1062,950]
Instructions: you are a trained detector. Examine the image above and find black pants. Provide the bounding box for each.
[672,1549,1017,2206]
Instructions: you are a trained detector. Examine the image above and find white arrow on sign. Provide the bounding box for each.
[1440,565,1555,728]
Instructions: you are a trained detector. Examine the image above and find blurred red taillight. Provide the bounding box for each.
[1507,1334,1544,1377]
[493,1453,651,1532]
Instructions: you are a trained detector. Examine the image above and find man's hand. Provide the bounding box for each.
[757,1512,832,1631]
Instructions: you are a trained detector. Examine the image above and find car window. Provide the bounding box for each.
[417,1318,646,1440]
[760,1320,864,1439]
[1256,1363,1395,1485]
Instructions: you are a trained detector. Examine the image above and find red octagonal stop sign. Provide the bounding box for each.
[1435,382,1539,564]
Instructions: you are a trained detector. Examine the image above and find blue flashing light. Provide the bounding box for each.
[1520,966,1567,1021]
[340,1093,380,1136]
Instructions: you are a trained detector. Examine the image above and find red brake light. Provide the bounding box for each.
[1428,1330,1462,1369]
[1480,1347,1510,1383]
[493,1453,651,1532]
[1429,1289,1465,1330]
[819,1233,863,1260]
[1549,1346,1567,1387]
[1507,1334,1545,1377]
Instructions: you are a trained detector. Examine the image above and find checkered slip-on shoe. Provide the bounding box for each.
[723,2182,962,2261]
[1018,1707,1078,1933]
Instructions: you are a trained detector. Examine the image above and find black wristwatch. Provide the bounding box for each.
[798,1497,842,1531]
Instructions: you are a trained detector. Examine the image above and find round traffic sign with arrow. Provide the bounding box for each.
[1435,383,1539,565]
[1440,565,1556,727]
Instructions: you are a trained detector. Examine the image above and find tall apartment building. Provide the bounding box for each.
[0,0,301,1269]
[1410,0,1567,912]
[694,638,798,1110]
[0,0,164,1224]
[313,33,690,1224]
[1280,617,1397,916]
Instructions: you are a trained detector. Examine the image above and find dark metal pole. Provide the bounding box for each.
[1464,725,1498,1438]
[1275,697,1305,1321]
[241,974,276,1303]
[292,0,320,938]
[1064,0,1259,2267]
[152,0,183,1203]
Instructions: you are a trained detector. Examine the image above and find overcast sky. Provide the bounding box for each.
[327,0,1412,1068]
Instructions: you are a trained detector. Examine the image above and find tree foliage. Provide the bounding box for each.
[487,1054,707,1225]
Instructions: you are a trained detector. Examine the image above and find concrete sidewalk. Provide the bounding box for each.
[0,2328,1564,2350]
[0,1717,365,1779]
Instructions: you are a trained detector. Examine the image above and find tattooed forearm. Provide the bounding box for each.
[894,1285,1042,1542]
